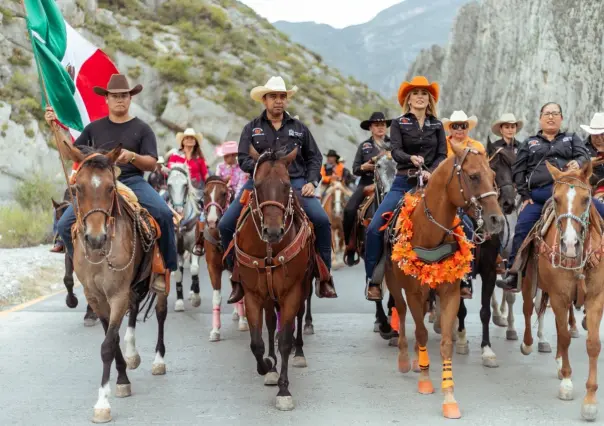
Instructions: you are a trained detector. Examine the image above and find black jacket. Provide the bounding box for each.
[586,136,604,185]
[390,113,447,174]
[512,131,590,201]
[352,136,391,185]
[487,138,520,157]
[238,111,322,185]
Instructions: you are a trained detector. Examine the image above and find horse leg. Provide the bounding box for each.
[264,302,280,386]
[569,305,580,338]
[439,284,462,419]
[275,290,301,411]
[152,291,168,376]
[520,267,535,355]
[582,292,604,421]
[124,299,141,370]
[480,269,498,367]
[456,298,469,355]
[64,254,78,308]
[407,290,432,393]
[433,293,442,334]
[505,291,518,340]
[189,253,201,308]
[293,297,308,368]
[237,299,249,331]
[174,258,185,312]
[303,287,314,335]
[537,308,551,353]
[491,289,506,327]
[84,303,99,327]
[245,294,272,377]
[551,296,573,400]
[208,256,222,342]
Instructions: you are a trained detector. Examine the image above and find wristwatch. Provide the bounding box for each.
[310,180,319,188]
[129,153,136,164]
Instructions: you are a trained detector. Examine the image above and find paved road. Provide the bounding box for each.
[0,259,599,425]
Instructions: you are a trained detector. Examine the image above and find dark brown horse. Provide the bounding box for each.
[233,146,316,411]
[62,142,168,423]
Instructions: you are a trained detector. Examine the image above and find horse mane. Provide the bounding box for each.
[79,150,113,171]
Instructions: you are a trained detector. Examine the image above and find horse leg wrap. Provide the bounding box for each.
[236,299,245,317]
[212,290,221,329]
[442,359,454,389]
[418,345,429,371]
[276,311,282,332]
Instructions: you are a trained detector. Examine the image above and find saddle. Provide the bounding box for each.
[363,184,375,197]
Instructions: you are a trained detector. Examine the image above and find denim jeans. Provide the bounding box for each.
[58,175,178,271]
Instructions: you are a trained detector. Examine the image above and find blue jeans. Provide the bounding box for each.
[218,178,332,269]
[58,175,178,271]
[365,175,414,280]
[52,214,64,246]
[460,212,475,275]
[508,184,604,268]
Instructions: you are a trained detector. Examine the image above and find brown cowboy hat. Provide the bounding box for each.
[397,76,439,107]
[93,73,143,96]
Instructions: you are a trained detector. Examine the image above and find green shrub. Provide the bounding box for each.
[128,65,142,79]
[158,0,231,29]
[155,91,169,116]
[0,205,53,248]
[14,174,60,211]
[223,87,254,117]
[0,6,14,24]
[24,128,35,138]
[155,56,191,83]
[8,48,31,67]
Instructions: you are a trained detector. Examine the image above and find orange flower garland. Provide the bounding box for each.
[391,192,475,288]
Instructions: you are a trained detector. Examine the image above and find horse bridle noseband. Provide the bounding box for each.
[204,180,233,217]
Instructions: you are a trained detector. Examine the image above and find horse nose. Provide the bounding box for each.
[560,239,580,258]
[487,214,505,234]
[502,200,514,214]
[85,232,107,250]
[206,219,217,229]
[262,226,284,243]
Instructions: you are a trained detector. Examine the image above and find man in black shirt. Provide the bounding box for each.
[46,74,177,293]
[218,76,337,303]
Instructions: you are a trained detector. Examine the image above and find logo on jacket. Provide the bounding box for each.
[288,129,304,138]
[400,117,411,124]
[252,127,264,137]
[528,139,539,147]
[362,142,373,150]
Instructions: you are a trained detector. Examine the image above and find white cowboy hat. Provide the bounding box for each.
[250,76,298,103]
[491,113,524,136]
[442,110,478,132]
[580,112,604,135]
[176,128,203,147]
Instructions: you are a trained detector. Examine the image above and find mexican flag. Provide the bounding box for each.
[24,0,119,139]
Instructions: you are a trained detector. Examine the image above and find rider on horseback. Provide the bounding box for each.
[218,76,338,303]
[46,74,178,293]
[365,76,447,301]
[343,111,392,266]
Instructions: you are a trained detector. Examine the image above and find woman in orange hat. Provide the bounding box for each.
[365,76,447,301]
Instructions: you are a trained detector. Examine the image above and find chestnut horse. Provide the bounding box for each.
[520,161,603,421]
[384,144,504,419]
[62,143,168,423]
[234,147,315,411]
[321,180,351,267]
[203,176,248,342]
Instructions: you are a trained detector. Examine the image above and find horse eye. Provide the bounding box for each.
[470,174,480,182]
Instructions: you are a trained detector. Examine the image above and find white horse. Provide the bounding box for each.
[166,164,202,312]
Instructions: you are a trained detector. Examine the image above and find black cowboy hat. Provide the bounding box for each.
[324,149,340,160]
[360,111,392,131]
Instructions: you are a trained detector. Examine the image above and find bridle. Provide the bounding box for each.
[204,179,232,218]
[167,166,191,211]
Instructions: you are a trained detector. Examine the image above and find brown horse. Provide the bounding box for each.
[203,176,248,341]
[321,180,351,267]
[62,143,168,423]
[234,146,315,411]
[384,144,504,419]
[520,161,603,421]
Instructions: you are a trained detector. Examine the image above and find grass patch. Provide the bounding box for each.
[0,6,14,24]
[0,205,53,248]
[8,48,31,67]
[14,174,60,211]
[154,56,191,83]
[158,0,231,29]
[128,65,142,79]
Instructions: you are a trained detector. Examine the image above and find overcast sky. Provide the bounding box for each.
[238,0,403,28]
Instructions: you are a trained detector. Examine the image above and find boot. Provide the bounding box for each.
[152,273,168,294]
[460,277,473,299]
[365,278,382,301]
[316,276,338,298]
[227,277,244,304]
[496,271,520,293]
[495,254,506,274]
[343,248,359,267]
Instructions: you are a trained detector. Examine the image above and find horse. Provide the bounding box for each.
[61,142,168,423]
[383,144,504,419]
[233,146,318,411]
[51,191,98,327]
[166,164,201,312]
[321,180,351,268]
[203,176,248,341]
[519,161,603,421]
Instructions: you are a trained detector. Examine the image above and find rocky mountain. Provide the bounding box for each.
[406,0,604,142]
[0,0,393,201]
[274,0,470,97]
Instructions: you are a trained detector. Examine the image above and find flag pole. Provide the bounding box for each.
[21,0,75,204]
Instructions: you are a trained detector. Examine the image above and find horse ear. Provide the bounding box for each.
[61,139,85,163]
[545,161,561,180]
[249,145,260,161]
[51,198,60,209]
[106,144,122,164]
[486,135,493,152]
[581,159,593,181]
[281,147,298,166]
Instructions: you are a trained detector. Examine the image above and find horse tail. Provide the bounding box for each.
[141,291,157,322]
[536,290,549,318]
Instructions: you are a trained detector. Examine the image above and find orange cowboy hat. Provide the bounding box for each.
[397,76,440,107]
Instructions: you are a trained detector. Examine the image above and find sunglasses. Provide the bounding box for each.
[450,122,469,130]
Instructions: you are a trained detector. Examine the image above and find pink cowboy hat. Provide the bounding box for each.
[216,140,238,157]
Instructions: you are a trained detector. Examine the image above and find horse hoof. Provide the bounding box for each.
[538,342,552,353]
[66,294,78,309]
[115,384,131,398]
[92,408,111,423]
[276,395,294,411]
[570,327,580,338]
[558,369,564,380]
[388,336,399,347]
[190,293,201,308]
[520,343,532,356]
[428,312,435,323]
[456,343,469,355]
[209,330,220,342]
[442,402,462,419]
[398,354,411,374]
[152,363,166,376]
[581,403,598,421]
[373,321,380,332]
[238,318,249,332]
[84,317,98,327]
[433,323,442,334]
[492,315,508,328]
[482,356,498,368]
[303,324,314,335]
[292,356,307,368]
[418,380,434,394]
[126,353,141,370]
[582,316,588,331]
[412,359,421,373]
[264,371,279,386]
[506,330,518,341]
[174,299,185,312]
[558,379,574,400]
[232,310,239,321]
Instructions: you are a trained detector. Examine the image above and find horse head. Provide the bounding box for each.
[546,160,593,259]
[374,153,397,200]
[249,145,297,243]
[62,142,122,251]
[167,164,193,215]
[489,147,517,214]
[204,176,232,229]
[447,143,504,235]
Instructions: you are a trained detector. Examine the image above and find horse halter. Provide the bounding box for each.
[204,180,232,217]
[167,166,190,210]
[551,177,592,270]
